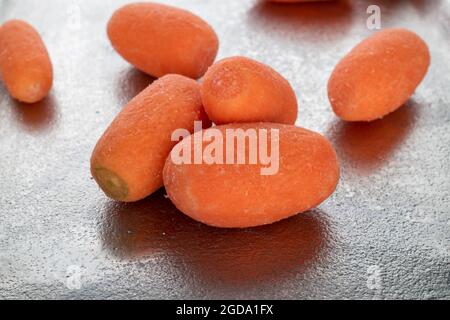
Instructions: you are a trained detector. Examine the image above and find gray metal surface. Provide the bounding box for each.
[0,0,449,299]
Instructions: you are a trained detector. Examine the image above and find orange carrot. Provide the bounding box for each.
[201,56,298,125]
[328,28,430,122]
[163,123,339,228]
[91,74,211,202]
[0,20,53,103]
[107,2,219,79]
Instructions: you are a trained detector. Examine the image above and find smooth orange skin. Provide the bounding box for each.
[91,74,211,202]
[201,56,298,125]
[328,28,430,122]
[163,123,339,228]
[107,2,219,79]
[0,20,53,103]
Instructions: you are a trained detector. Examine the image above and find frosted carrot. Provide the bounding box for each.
[328,28,430,122]
[107,2,219,79]
[163,123,339,228]
[91,74,211,202]
[0,20,53,103]
[201,56,298,125]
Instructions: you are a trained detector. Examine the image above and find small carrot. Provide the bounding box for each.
[163,123,339,228]
[0,20,53,103]
[91,74,211,202]
[201,56,298,125]
[107,2,219,79]
[328,28,430,122]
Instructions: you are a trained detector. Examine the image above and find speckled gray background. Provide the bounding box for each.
[0,0,449,299]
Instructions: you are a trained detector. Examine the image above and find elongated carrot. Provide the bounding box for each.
[107,2,219,79]
[328,28,430,121]
[91,74,211,202]
[0,20,53,103]
[163,123,339,228]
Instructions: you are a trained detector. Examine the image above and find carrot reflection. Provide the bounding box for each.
[327,101,418,174]
[11,95,58,134]
[100,190,330,286]
[248,0,353,42]
[115,67,156,105]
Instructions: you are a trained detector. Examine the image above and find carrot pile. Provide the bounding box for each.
[0,2,430,228]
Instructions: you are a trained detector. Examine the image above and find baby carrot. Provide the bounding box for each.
[0,20,53,103]
[107,2,219,79]
[201,56,298,125]
[163,123,339,228]
[328,28,430,121]
[91,74,211,202]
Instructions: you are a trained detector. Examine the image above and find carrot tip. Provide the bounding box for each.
[93,167,128,201]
